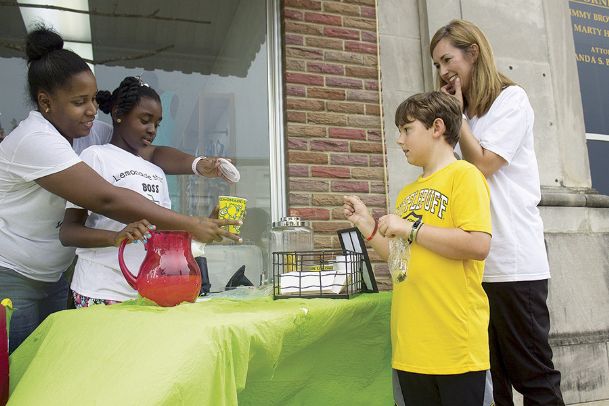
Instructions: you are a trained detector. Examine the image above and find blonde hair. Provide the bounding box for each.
[430,19,515,117]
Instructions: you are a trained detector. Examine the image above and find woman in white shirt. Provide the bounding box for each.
[430,19,564,405]
[0,27,241,352]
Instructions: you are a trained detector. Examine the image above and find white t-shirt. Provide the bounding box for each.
[464,86,550,282]
[73,119,112,155]
[0,113,117,282]
[66,144,171,301]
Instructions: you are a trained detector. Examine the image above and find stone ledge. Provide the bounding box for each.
[541,187,609,208]
[550,330,609,346]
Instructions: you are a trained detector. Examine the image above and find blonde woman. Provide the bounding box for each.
[430,19,564,405]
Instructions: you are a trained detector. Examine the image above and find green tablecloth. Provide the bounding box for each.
[9,292,392,405]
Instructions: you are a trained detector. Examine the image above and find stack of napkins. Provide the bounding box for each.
[279,270,346,295]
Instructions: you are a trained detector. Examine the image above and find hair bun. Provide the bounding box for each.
[95,90,113,114]
[25,26,64,63]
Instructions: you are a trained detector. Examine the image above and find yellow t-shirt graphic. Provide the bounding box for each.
[391,160,492,375]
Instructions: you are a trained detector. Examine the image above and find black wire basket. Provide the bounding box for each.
[272,249,363,299]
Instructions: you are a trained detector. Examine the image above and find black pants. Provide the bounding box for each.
[396,370,486,406]
[483,280,564,406]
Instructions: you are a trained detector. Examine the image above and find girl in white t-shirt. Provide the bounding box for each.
[60,76,170,307]
[430,19,564,405]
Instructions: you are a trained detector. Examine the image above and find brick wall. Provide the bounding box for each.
[281,0,390,287]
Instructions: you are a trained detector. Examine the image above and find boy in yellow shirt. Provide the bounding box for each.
[344,91,492,405]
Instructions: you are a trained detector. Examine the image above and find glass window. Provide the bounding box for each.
[0,0,276,288]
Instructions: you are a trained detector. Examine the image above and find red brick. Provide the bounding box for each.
[285,34,304,46]
[331,207,347,219]
[324,27,360,41]
[360,6,376,18]
[286,84,306,97]
[287,97,325,111]
[351,141,384,154]
[284,0,322,10]
[370,182,386,194]
[363,54,378,66]
[304,12,342,26]
[283,8,304,21]
[345,41,377,55]
[342,0,375,5]
[289,150,328,164]
[287,111,306,123]
[311,166,351,178]
[311,220,353,233]
[312,193,345,206]
[327,101,365,114]
[288,137,308,150]
[364,80,378,90]
[345,65,377,79]
[360,194,387,207]
[369,155,385,167]
[328,127,366,140]
[289,164,310,177]
[285,21,324,36]
[307,87,345,100]
[307,62,345,75]
[343,17,376,30]
[285,46,323,60]
[305,36,344,50]
[367,130,382,141]
[324,50,364,65]
[332,180,369,193]
[307,112,347,126]
[365,104,380,116]
[287,124,327,137]
[286,72,324,86]
[290,207,330,220]
[313,234,336,249]
[352,167,384,180]
[286,58,306,71]
[289,178,330,192]
[326,76,362,89]
[348,114,381,128]
[330,154,368,166]
[323,2,360,16]
[361,31,377,43]
[346,89,379,103]
[289,192,311,205]
[310,139,349,152]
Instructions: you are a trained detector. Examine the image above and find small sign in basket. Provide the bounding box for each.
[272,249,363,299]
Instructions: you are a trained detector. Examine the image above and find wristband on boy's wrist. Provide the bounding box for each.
[366,218,378,241]
[191,156,207,176]
[408,218,423,244]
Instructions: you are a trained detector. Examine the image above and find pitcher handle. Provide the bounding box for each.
[118,239,138,290]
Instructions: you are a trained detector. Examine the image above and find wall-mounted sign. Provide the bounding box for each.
[569,0,609,195]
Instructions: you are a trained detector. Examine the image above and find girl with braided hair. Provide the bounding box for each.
[0,27,241,352]
[60,76,176,308]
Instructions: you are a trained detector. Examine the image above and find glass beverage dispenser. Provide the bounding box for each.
[268,216,313,284]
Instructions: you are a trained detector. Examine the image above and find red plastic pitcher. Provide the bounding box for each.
[118,231,202,307]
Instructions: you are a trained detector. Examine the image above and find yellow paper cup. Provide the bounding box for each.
[218,196,247,234]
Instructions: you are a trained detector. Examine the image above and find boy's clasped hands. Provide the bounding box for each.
[377,214,413,240]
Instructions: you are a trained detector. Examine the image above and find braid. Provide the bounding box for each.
[95,76,162,120]
[113,77,141,117]
[95,90,113,114]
